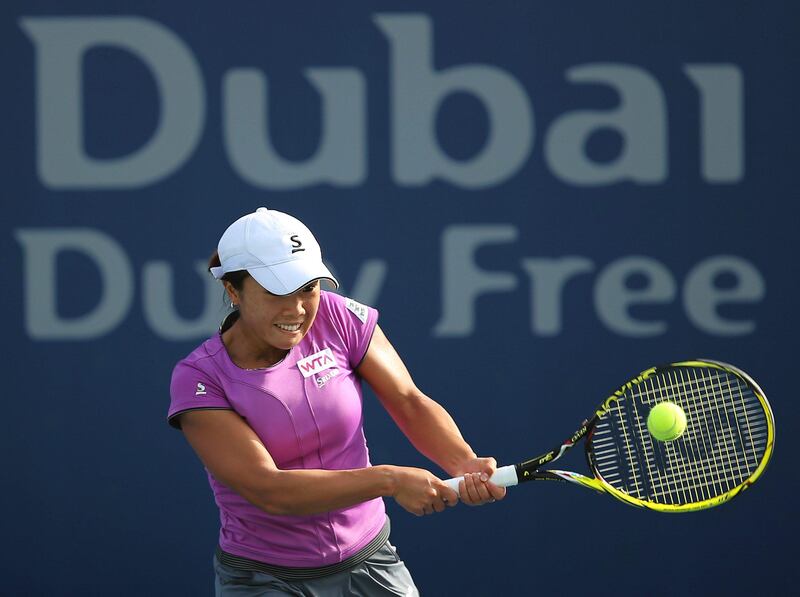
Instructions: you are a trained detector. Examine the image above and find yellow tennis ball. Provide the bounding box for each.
[647,402,687,441]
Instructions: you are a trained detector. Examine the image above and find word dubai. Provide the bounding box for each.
[20,14,742,190]
[15,226,763,340]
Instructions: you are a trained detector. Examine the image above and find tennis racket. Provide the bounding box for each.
[444,359,774,512]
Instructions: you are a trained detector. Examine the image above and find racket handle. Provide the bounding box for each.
[443,465,519,495]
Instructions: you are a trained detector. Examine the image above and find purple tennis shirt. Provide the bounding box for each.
[168,291,385,568]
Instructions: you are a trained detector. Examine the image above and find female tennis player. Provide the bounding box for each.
[167,207,505,596]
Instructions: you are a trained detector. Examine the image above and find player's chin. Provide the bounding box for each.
[268,329,306,349]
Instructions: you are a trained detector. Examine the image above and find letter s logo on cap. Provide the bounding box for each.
[290,235,305,253]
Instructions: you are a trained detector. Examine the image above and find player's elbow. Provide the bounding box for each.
[382,387,429,421]
[238,471,310,517]
[246,489,291,516]
[252,494,317,517]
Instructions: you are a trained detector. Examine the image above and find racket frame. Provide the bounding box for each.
[448,359,775,513]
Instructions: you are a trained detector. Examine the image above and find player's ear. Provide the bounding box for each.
[223,280,240,306]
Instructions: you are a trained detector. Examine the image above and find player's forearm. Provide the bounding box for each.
[390,393,477,475]
[241,465,398,516]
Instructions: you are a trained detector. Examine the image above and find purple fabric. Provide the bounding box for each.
[168,291,385,567]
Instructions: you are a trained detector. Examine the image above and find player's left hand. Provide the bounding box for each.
[452,457,507,506]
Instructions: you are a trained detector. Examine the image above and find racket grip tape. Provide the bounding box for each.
[443,465,519,495]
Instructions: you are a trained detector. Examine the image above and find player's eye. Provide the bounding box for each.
[302,281,319,293]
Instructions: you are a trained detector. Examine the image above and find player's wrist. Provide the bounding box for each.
[375,465,399,497]
[448,452,480,476]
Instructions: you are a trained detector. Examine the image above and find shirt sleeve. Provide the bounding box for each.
[322,292,379,369]
[167,360,232,429]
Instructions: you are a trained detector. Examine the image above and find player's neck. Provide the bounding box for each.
[222,321,289,369]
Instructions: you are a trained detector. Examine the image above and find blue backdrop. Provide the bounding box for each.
[3,1,797,595]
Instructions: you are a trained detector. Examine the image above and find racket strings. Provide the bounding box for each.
[648,369,765,503]
[654,370,764,502]
[590,366,770,505]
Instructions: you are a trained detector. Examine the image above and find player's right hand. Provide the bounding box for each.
[389,466,458,516]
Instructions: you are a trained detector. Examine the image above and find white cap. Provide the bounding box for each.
[210,207,339,295]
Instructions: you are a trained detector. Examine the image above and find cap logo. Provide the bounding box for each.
[290,235,305,253]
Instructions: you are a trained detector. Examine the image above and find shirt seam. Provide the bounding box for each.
[168,407,234,429]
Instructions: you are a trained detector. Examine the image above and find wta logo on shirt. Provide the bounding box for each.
[297,348,337,378]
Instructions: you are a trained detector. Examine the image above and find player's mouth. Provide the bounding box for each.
[274,322,303,333]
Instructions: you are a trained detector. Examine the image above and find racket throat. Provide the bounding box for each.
[539,470,604,492]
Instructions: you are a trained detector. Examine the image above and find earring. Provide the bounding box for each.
[230,301,237,309]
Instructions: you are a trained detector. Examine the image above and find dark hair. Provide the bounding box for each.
[208,250,250,290]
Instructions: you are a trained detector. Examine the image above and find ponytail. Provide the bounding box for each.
[208,250,222,270]
[208,249,249,290]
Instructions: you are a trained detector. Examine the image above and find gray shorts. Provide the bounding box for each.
[213,541,420,597]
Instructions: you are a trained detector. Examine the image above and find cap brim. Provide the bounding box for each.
[248,260,339,295]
